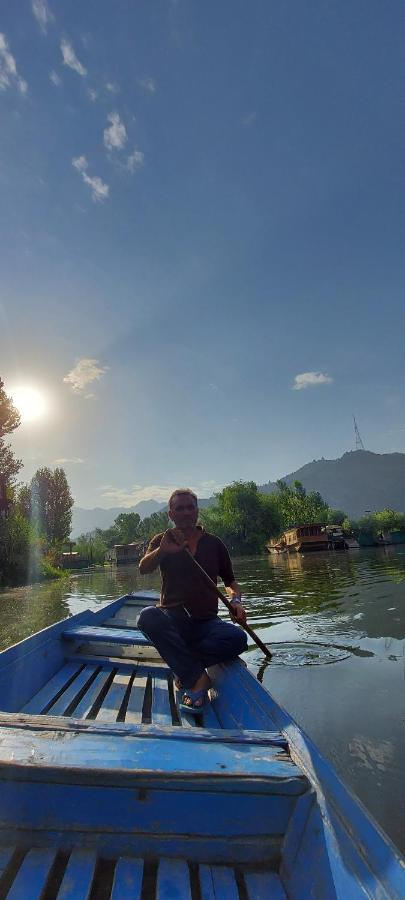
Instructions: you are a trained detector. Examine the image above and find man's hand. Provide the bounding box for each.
[159,528,187,557]
[230,600,247,625]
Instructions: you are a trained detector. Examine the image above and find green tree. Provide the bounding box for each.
[327,509,346,525]
[274,480,329,530]
[114,512,141,543]
[0,378,22,485]
[30,467,73,545]
[138,510,169,541]
[200,481,281,554]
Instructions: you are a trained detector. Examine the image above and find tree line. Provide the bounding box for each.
[0,379,73,584]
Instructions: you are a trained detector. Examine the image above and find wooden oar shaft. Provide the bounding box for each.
[185,549,272,660]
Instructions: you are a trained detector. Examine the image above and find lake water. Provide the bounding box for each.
[0,548,404,853]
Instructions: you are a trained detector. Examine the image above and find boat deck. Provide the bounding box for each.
[0,844,286,899]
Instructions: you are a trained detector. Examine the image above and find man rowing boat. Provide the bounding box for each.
[138,488,248,714]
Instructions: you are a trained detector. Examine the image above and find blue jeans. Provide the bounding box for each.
[138,605,248,689]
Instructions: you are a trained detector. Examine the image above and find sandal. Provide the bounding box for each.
[179,688,208,716]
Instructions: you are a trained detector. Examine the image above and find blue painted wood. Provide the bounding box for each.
[0,726,305,787]
[111,857,143,900]
[71,668,113,718]
[156,859,191,900]
[6,847,56,899]
[57,850,97,899]
[63,626,150,645]
[151,676,172,725]
[199,865,239,899]
[47,665,98,716]
[96,671,131,723]
[125,672,147,723]
[21,661,83,714]
[244,871,287,899]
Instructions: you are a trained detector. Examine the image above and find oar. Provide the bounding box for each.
[185,549,272,660]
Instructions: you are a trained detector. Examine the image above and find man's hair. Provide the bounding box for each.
[168,488,198,510]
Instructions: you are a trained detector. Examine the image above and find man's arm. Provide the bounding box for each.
[226,581,247,625]
[139,529,186,574]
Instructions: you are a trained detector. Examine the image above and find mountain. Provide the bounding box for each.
[71,497,213,538]
[260,451,405,519]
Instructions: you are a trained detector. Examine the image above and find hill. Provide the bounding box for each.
[71,497,212,538]
[260,451,405,519]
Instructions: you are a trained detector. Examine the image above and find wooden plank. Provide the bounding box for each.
[111,857,143,900]
[199,865,239,899]
[21,662,82,714]
[244,871,287,899]
[48,665,98,716]
[72,669,113,718]
[156,859,191,900]
[125,673,147,723]
[151,676,172,725]
[96,671,131,723]
[6,848,56,899]
[57,850,97,899]
[63,626,150,646]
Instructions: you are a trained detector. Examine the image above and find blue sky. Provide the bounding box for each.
[1,1,405,508]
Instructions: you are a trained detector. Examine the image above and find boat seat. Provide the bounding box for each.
[0,844,287,899]
[63,625,150,646]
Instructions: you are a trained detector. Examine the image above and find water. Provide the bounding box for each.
[0,548,404,853]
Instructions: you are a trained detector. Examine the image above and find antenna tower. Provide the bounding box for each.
[353,416,365,451]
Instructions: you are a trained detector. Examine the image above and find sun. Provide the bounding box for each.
[10,386,48,424]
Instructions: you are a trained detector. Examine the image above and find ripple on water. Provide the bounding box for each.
[265,641,354,666]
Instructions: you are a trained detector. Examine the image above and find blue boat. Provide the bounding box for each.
[0,590,403,898]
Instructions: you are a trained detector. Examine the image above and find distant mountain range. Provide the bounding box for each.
[71,451,405,536]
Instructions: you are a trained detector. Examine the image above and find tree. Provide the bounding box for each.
[0,378,22,485]
[114,512,141,543]
[327,509,346,525]
[274,480,330,530]
[200,481,281,554]
[30,467,73,544]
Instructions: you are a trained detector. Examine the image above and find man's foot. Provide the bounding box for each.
[181,671,211,712]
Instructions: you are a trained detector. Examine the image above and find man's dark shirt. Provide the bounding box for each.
[146,527,235,620]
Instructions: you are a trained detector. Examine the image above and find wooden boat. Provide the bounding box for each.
[0,590,403,899]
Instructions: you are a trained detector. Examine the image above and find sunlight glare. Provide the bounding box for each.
[10,386,48,424]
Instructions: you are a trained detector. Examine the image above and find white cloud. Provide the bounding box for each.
[138,76,156,94]
[99,481,221,508]
[87,87,97,102]
[293,372,333,391]
[53,457,84,464]
[72,155,109,202]
[127,148,144,173]
[63,358,109,393]
[105,81,119,94]
[32,0,54,33]
[49,69,61,86]
[104,112,127,151]
[0,33,28,95]
[61,39,87,77]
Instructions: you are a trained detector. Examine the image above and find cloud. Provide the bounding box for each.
[241,111,257,127]
[49,69,61,86]
[104,112,127,151]
[61,39,87,76]
[53,457,84,465]
[293,372,333,391]
[63,358,109,393]
[0,33,28,95]
[99,481,222,508]
[137,76,156,94]
[105,81,119,94]
[87,87,97,102]
[72,155,109,202]
[127,148,144,173]
[32,0,54,33]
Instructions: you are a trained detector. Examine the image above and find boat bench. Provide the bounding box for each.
[0,844,287,899]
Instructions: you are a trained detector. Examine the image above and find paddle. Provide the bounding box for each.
[185,548,272,660]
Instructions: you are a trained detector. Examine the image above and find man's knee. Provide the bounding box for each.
[138,606,165,636]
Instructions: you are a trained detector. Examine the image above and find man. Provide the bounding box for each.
[138,488,248,714]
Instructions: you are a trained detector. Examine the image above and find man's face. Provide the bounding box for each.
[169,494,198,529]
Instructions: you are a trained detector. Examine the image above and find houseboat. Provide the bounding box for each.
[268,524,329,554]
[105,541,146,565]
[58,551,89,570]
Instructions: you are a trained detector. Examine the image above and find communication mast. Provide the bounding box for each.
[353,416,365,451]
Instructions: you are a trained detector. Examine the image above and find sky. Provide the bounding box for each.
[1,0,405,509]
